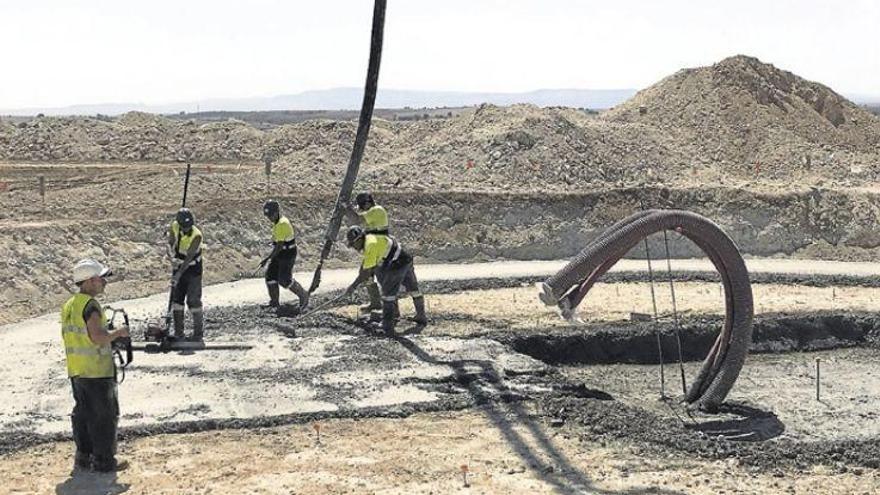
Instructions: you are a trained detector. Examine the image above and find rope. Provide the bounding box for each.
[643,236,665,399]
[663,229,688,395]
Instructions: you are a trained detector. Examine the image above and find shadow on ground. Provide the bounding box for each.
[393,330,686,495]
[56,471,129,495]
[688,402,785,442]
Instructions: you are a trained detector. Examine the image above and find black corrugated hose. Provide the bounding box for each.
[538,210,754,411]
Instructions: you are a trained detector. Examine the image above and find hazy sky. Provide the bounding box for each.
[1,0,878,109]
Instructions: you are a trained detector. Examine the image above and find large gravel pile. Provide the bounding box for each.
[605,55,880,181]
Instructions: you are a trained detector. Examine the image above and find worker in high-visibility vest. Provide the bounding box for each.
[260,199,309,310]
[167,207,204,340]
[343,226,427,334]
[345,192,389,313]
[62,259,130,472]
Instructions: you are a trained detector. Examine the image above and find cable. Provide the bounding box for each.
[663,229,688,395]
[643,235,666,399]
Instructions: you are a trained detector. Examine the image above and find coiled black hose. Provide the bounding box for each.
[538,210,753,411]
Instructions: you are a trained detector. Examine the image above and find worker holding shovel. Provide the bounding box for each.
[344,191,389,314]
[260,199,309,310]
[342,225,427,334]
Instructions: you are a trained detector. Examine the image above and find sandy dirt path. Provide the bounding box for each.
[403,281,880,334]
[4,410,879,495]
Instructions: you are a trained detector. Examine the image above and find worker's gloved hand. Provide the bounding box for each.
[114,326,131,339]
[171,258,183,271]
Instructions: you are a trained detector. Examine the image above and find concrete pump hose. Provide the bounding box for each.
[540,209,753,411]
[550,210,656,308]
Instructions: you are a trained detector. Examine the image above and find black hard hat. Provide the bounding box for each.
[346,225,365,247]
[176,208,194,229]
[263,199,280,217]
[355,192,374,210]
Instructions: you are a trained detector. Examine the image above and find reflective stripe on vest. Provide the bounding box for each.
[382,236,402,266]
[65,346,113,356]
[61,293,114,378]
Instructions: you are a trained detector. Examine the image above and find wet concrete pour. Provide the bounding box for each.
[0,295,549,456]
[543,392,880,473]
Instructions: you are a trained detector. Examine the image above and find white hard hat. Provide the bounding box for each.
[73,259,112,284]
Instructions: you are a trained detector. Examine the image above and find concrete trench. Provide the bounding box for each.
[502,311,880,365]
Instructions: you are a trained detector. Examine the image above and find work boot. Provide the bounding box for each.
[381,301,397,335]
[265,282,280,307]
[172,309,185,339]
[359,282,382,313]
[93,457,129,473]
[190,309,204,341]
[412,296,428,326]
[290,281,310,311]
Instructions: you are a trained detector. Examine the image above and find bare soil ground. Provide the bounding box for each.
[4,410,880,495]
[3,278,880,494]
[354,280,880,335]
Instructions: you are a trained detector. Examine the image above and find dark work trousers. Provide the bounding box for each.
[172,265,203,309]
[376,252,420,299]
[265,247,297,288]
[70,377,119,468]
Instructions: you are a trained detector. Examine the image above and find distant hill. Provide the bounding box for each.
[0,88,637,117]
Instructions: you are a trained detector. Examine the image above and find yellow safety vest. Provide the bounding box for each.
[273,216,296,249]
[362,234,401,270]
[171,221,204,264]
[361,205,389,233]
[61,293,114,378]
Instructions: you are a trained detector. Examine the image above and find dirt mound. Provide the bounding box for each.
[2,56,878,191]
[604,55,880,180]
[0,105,691,191]
[0,112,264,162]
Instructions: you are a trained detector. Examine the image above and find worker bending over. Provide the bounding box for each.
[167,208,204,341]
[260,199,309,310]
[62,259,130,472]
[343,225,427,334]
[345,191,388,313]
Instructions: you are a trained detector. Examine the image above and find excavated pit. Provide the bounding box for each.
[503,311,880,365]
